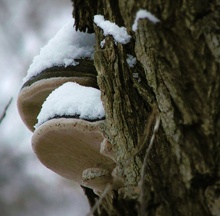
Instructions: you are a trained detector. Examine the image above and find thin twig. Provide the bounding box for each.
[87,184,112,216]
[140,115,160,216]
[142,115,160,169]
[135,105,158,156]
[124,105,158,167]
[0,97,13,124]
[86,109,160,216]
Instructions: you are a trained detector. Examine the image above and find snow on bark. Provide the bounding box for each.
[132,9,160,31]
[126,54,137,68]
[94,15,131,44]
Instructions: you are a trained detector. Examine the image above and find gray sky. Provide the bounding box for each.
[0,0,90,215]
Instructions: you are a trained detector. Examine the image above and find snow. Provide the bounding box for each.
[35,82,105,128]
[133,73,139,79]
[94,15,131,44]
[100,39,106,48]
[23,19,95,83]
[132,9,160,31]
[126,54,137,68]
[133,73,141,83]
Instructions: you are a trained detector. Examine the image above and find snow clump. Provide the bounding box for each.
[132,9,160,31]
[126,54,137,68]
[23,19,95,83]
[94,15,131,44]
[35,82,105,128]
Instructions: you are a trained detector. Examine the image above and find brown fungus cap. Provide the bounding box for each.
[17,59,97,132]
[32,118,115,190]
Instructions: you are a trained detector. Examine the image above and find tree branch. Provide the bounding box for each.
[0,98,13,124]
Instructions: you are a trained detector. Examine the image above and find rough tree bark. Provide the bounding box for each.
[72,1,220,215]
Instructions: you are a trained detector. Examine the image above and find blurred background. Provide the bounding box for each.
[0,0,90,215]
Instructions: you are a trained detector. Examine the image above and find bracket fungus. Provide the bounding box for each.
[82,168,112,192]
[31,82,116,192]
[17,18,96,131]
[32,119,115,192]
[17,19,116,193]
[17,60,98,131]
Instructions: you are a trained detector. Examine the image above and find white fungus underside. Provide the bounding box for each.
[35,82,105,128]
[23,19,95,83]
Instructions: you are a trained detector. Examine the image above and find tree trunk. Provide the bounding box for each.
[73,1,220,215]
